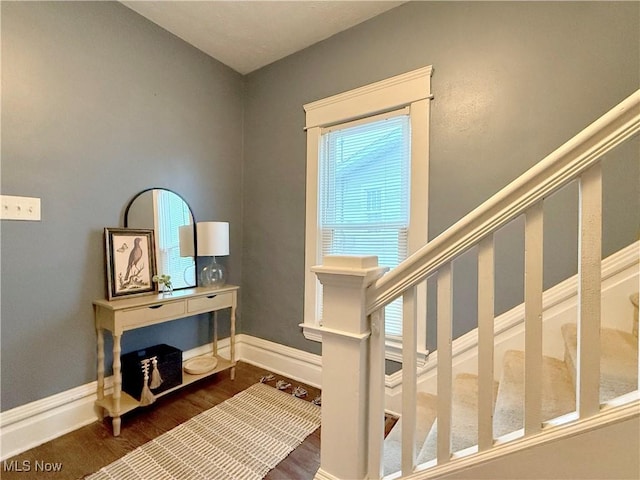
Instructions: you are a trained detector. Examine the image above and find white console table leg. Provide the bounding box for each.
[212,311,218,357]
[96,328,105,419]
[230,304,236,380]
[112,333,122,436]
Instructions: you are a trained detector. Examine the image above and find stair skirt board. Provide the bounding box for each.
[403,403,639,480]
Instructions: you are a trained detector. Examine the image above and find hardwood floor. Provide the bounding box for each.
[2,362,322,480]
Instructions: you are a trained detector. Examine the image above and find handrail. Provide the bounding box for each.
[366,90,640,315]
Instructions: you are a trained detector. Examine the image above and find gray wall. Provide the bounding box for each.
[1,1,244,410]
[242,1,639,354]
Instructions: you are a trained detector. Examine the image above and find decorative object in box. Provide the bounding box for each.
[152,273,174,296]
[104,227,157,300]
[121,344,182,404]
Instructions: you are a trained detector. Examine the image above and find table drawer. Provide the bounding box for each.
[187,292,233,314]
[120,301,186,328]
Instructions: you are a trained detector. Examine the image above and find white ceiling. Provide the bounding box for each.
[121,1,405,75]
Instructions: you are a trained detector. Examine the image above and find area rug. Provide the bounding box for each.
[87,383,321,480]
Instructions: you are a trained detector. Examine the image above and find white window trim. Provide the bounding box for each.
[303,66,433,364]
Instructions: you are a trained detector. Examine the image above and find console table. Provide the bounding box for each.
[93,285,238,436]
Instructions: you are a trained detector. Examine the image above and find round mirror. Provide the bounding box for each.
[124,188,196,290]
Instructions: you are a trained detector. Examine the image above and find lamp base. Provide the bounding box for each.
[200,257,226,288]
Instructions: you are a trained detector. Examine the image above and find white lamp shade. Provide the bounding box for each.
[179,225,195,257]
[197,221,230,256]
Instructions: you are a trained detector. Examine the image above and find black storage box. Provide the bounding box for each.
[121,344,182,401]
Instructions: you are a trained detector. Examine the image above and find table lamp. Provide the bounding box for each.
[196,221,229,288]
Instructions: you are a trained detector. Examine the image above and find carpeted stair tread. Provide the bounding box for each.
[493,350,576,438]
[561,323,638,402]
[416,373,497,463]
[383,392,437,475]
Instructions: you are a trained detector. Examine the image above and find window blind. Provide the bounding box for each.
[318,112,410,336]
[156,190,196,288]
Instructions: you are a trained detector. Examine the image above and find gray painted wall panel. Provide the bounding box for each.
[1,1,244,410]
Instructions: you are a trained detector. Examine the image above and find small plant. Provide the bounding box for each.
[152,274,172,291]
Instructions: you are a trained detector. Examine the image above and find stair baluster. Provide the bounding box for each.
[477,235,496,451]
[368,309,386,480]
[436,264,453,464]
[577,163,603,418]
[401,286,418,474]
[524,203,544,435]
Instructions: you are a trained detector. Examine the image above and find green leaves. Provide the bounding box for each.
[152,274,172,288]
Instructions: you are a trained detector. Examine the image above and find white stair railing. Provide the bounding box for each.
[312,90,639,480]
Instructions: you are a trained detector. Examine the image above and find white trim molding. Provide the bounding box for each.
[406,397,640,480]
[303,66,434,361]
[313,467,342,480]
[237,334,322,389]
[304,66,433,129]
[0,381,103,463]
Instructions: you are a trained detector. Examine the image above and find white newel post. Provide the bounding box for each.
[311,255,387,480]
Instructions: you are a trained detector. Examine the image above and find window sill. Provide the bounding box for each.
[301,323,428,366]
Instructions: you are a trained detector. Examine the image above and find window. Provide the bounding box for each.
[319,112,410,335]
[303,66,433,362]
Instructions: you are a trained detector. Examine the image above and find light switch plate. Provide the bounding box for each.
[0,195,41,221]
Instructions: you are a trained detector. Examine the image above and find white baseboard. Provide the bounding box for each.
[313,467,341,480]
[0,334,322,461]
[0,382,101,462]
[236,334,322,389]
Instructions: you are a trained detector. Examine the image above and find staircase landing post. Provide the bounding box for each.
[312,255,387,480]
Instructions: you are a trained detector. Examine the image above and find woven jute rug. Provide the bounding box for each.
[87,383,321,480]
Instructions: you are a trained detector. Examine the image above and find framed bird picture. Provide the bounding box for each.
[104,227,157,300]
